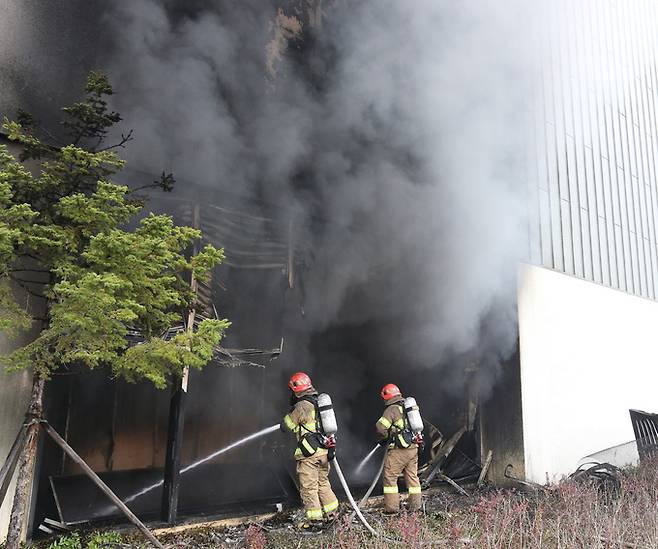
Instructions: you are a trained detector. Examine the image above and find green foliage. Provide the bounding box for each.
[47,533,81,549]
[85,531,124,549]
[0,72,229,385]
[44,531,125,549]
[117,319,230,388]
[62,71,121,143]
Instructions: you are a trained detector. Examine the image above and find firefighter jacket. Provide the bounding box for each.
[376,395,418,449]
[282,387,328,460]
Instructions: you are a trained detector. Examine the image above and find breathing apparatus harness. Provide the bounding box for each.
[384,398,424,450]
[294,394,337,459]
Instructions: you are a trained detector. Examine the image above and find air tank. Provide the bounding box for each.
[404,397,423,433]
[317,393,338,436]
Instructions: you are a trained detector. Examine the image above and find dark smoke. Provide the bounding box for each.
[103,0,532,387]
[0,1,112,126]
[0,0,535,467]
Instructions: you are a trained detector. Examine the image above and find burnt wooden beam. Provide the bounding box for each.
[160,378,187,524]
[438,473,469,496]
[6,376,45,549]
[421,426,467,487]
[477,450,493,487]
[40,421,164,549]
[161,202,199,524]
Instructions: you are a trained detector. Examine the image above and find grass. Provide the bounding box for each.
[30,458,658,548]
[245,458,658,548]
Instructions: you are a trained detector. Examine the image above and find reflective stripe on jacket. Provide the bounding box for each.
[375,396,414,449]
[282,389,327,459]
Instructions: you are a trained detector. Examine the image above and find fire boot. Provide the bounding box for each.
[407,489,422,512]
[383,490,400,514]
[297,519,324,532]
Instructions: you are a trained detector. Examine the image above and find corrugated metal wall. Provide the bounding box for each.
[528,0,658,299]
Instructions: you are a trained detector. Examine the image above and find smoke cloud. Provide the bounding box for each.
[0,0,111,125]
[103,0,532,392]
[0,0,545,487]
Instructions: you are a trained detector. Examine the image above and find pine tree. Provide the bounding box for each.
[0,72,229,547]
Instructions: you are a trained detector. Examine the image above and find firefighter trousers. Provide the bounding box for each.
[296,451,339,521]
[382,446,422,513]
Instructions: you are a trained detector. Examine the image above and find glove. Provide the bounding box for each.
[279,421,287,433]
[324,435,337,449]
[378,438,389,447]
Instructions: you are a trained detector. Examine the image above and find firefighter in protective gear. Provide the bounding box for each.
[375,383,422,513]
[281,372,339,527]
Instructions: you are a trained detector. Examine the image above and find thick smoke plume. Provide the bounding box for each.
[103,0,532,391]
[0,0,539,477]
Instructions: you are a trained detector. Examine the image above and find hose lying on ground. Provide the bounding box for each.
[332,458,378,536]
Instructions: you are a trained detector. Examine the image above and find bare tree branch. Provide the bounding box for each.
[96,130,134,152]
[127,183,163,195]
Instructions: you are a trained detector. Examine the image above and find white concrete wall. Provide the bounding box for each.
[0,140,43,542]
[0,310,40,541]
[0,367,32,541]
[518,263,658,483]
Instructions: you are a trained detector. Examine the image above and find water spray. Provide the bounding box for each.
[344,448,386,526]
[354,443,382,476]
[359,450,386,508]
[123,424,280,505]
[120,402,378,538]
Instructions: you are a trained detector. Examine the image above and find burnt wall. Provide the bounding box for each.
[479,342,525,484]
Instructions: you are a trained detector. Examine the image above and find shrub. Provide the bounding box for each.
[331,516,361,549]
[244,524,266,549]
[397,512,424,548]
[47,534,81,549]
[85,531,124,549]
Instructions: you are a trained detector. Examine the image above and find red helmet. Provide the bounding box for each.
[381,383,401,401]
[289,372,312,393]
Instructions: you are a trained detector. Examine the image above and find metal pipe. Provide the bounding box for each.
[504,464,544,491]
[40,421,164,549]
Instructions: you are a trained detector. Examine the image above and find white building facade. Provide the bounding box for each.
[517,0,658,482]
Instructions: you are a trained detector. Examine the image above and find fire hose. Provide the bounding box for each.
[339,452,430,546]
[347,450,386,524]
[361,451,386,505]
[332,458,378,536]
[343,450,468,548]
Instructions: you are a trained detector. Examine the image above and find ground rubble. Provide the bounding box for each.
[120,485,498,548]
[31,460,658,548]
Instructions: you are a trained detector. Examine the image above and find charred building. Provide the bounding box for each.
[1,0,658,541]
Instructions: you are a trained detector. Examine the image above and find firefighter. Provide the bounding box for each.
[375,383,422,513]
[281,372,339,528]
